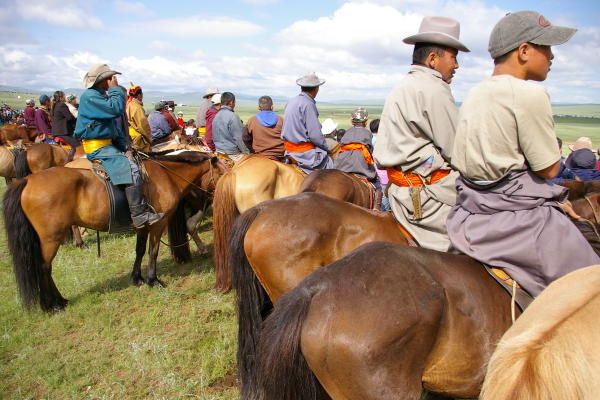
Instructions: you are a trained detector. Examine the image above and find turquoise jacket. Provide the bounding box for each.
[74,87,132,185]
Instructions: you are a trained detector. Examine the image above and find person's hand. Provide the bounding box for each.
[559,200,581,220]
[107,75,119,88]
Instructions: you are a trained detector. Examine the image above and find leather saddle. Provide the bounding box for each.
[484,265,534,312]
[65,158,132,233]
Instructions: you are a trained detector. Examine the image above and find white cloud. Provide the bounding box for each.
[114,0,153,16]
[130,15,264,37]
[16,0,103,30]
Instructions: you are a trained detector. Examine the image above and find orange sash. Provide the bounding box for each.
[387,168,450,187]
[339,143,374,164]
[284,140,315,153]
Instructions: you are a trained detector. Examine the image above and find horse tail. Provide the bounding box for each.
[2,179,43,309]
[167,199,192,263]
[13,148,30,178]
[255,280,325,400]
[481,267,600,400]
[213,171,238,292]
[229,205,273,398]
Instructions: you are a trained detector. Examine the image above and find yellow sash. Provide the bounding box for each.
[82,139,112,154]
[129,127,141,138]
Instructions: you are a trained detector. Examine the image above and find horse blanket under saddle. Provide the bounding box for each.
[447,170,600,297]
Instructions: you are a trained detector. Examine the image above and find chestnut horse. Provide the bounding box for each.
[3,151,222,312]
[213,158,378,292]
[0,142,83,180]
[0,124,37,146]
[481,264,600,400]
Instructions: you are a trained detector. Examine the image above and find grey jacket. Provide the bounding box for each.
[212,106,249,155]
[333,126,376,181]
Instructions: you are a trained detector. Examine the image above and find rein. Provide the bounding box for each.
[583,195,600,224]
[141,155,216,196]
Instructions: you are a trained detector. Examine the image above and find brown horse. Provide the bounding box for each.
[3,151,222,312]
[559,180,600,201]
[0,124,37,146]
[481,264,600,400]
[213,159,380,292]
[572,192,600,224]
[0,143,83,180]
[254,242,517,399]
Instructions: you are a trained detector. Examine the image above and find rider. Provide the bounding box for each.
[373,16,469,251]
[74,63,164,229]
[446,11,600,296]
[334,108,377,183]
[281,72,333,173]
[126,83,152,152]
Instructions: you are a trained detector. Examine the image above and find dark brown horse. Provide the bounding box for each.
[255,242,517,399]
[3,151,223,312]
[559,180,600,201]
[572,192,600,224]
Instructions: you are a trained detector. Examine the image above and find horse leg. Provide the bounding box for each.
[131,231,148,286]
[71,225,87,249]
[39,240,68,312]
[146,224,167,287]
[187,208,208,256]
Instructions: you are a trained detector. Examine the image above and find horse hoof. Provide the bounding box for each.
[77,242,88,250]
[131,275,144,287]
[146,277,166,287]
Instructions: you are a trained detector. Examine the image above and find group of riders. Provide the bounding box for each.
[8,10,598,300]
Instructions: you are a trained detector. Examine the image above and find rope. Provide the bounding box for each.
[511,280,517,323]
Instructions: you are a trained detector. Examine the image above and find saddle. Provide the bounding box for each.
[484,265,534,314]
[65,158,132,233]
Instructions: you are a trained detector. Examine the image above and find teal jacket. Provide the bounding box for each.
[74,87,132,185]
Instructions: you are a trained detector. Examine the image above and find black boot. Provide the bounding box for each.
[125,184,164,229]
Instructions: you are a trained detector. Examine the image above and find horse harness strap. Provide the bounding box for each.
[484,265,534,317]
[583,195,600,224]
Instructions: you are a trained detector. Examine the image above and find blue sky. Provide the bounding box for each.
[1,0,599,103]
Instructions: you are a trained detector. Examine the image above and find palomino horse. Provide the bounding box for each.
[481,264,600,400]
[214,158,380,292]
[3,151,222,312]
[255,243,518,399]
[229,193,413,397]
[228,192,600,398]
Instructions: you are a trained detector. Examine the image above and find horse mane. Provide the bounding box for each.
[147,150,213,164]
[481,265,600,400]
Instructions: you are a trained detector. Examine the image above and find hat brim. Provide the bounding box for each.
[296,79,326,87]
[85,70,121,89]
[530,26,577,47]
[403,32,470,52]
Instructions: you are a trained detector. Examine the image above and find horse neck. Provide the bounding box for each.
[149,159,211,193]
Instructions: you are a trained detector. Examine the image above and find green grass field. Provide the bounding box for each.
[0,180,239,399]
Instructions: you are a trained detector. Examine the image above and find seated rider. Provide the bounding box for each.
[148,101,174,145]
[447,11,599,297]
[74,63,163,229]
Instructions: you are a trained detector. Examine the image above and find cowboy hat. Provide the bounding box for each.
[296,72,325,88]
[321,118,338,135]
[403,16,470,52]
[568,136,593,152]
[83,63,121,89]
[204,87,219,98]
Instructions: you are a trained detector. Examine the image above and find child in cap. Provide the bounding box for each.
[447,11,599,297]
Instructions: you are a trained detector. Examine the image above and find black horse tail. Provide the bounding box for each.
[13,148,30,178]
[230,204,273,398]
[167,199,192,263]
[255,280,326,400]
[3,179,43,309]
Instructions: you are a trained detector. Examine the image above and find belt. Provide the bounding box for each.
[387,168,450,187]
[284,140,315,153]
[82,139,112,154]
[339,143,373,164]
[198,127,206,134]
[129,127,141,138]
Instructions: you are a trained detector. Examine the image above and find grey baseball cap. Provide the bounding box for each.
[489,11,577,59]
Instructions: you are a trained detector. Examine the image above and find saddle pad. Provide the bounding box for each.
[484,265,534,312]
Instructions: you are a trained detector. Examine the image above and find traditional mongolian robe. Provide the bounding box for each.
[34,107,52,134]
[24,106,36,128]
[126,98,152,152]
[74,86,132,185]
[334,126,376,181]
[373,65,459,251]
[448,74,600,296]
[212,105,249,159]
[281,92,332,173]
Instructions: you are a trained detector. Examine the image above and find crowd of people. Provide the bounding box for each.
[2,9,597,298]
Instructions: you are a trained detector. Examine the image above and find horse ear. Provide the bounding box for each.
[210,156,219,165]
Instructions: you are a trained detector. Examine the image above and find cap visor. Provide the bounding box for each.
[531,26,577,47]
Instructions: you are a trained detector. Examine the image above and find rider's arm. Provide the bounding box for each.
[304,103,328,151]
[86,87,125,119]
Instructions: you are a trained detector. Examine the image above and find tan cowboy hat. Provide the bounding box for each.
[204,87,219,98]
[83,63,121,89]
[403,16,470,52]
[296,72,325,88]
[569,136,593,151]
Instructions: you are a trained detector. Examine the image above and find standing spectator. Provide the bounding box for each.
[243,96,285,161]
[34,94,52,138]
[148,101,173,144]
[204,93,222,152]
[126,84,152,152]
[24,99,36,129]
[176,111,185,129]
[51,90,79,150]
[196,87,219,136]
[212,92,249,164]
[66,94,78,118]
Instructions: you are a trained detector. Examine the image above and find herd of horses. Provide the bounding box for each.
[1,122,599,399]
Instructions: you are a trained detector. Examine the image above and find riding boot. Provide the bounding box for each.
[125,184,164,229]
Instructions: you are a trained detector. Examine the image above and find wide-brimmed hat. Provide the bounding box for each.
[489,11,577,59]
[351,107,368,123]
[296,72,325,88]
[403,16,470,52]
[154,101,168,111]
[83,63,121,89]
[211,93,222,105]
[569,136,593,151]
[204,87,219,98]
[321,118,338,135]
